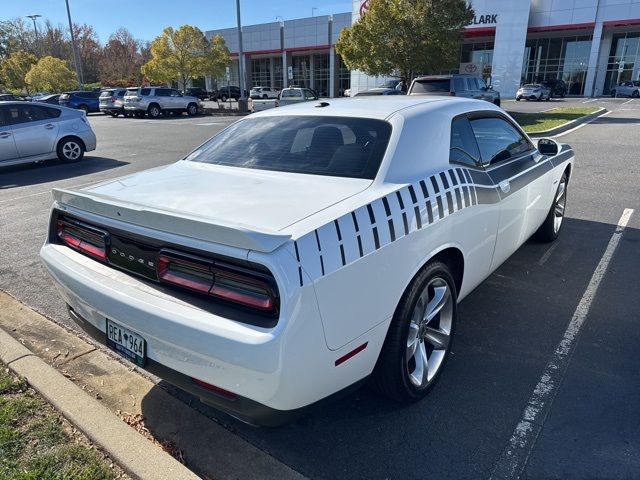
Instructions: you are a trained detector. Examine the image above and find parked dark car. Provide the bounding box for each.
[35,94,61,105]
[0,94,26,101]
[99,88,128,117]
[183,87,210,100]
[58,91,101,113]
[541,79,568,98]
[408,74,501,107]
[216,86,241,102]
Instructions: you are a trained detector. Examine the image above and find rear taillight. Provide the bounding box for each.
[157,250,276,312]
[110,97,116,103]
[56,219,108,261]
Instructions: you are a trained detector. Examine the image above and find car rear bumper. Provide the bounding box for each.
[39,242,375,423]
[99,106,122,113]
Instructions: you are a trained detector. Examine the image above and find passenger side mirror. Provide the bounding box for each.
[537,138,559,156]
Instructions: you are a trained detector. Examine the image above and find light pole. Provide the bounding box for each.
[236,0,246,105]
[64,0,84,89]
[26,14,41,56]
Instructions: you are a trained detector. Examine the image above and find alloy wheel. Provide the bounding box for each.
[554,177,567,234]
[406,277,453,388]
[62,141,81,160]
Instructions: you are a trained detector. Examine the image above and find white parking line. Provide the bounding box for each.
[490,208,634,480]
[582,98,599,103]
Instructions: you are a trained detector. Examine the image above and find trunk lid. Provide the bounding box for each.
[54,161,371,252]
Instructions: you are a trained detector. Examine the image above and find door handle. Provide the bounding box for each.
[44,124,55,129]
[0,132,11,138]
[499,180,511,193]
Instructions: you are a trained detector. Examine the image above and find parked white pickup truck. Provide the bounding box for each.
[249,87,319,112]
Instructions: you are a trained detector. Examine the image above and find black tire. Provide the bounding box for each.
[262,94,268,99]
[493,99,501,107]
[611,90,616,98]
[632,90,639,98]
[560,92,565,98]
[533,171,568,243]
[187,103,198,116]
[109,112,119,117]
[78,104,89,114]
[147,103,161,118]
[537,95,543,101]
[220,95,228,102]
[370,260,457,403]
[56,137,85,162]
[516,97,521,101]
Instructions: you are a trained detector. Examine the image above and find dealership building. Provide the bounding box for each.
[204,0,640,98]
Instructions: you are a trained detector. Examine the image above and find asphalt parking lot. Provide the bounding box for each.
[1,98,639,479]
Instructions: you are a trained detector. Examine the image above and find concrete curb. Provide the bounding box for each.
[0,326,199,480]
[527,107,607,137]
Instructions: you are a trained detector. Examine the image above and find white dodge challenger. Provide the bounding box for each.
[40,97,573,425]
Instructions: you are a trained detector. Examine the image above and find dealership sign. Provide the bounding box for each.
[460,63,481,74]
[471,14,498,25]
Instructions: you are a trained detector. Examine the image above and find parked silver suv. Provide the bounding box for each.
[123,87,203,118]
[408,74,501,107]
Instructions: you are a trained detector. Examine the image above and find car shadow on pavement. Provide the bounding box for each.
[139,217,637,480]
[0,157,129,189]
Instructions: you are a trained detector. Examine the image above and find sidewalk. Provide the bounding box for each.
[0,291,306,480]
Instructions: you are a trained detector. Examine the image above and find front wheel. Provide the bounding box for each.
[187,103,198,116]
[370,260,457,402]
[56,138,84,162]
[534,171,568,242]
[632,90,639,98]
[147,104,161,118]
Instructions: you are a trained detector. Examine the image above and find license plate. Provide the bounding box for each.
[106,319,146,367]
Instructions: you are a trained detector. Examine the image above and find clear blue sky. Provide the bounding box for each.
[4,0,352,43]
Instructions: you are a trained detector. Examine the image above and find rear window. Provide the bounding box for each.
[281,90,302,98]
[126,88,138,96]
[186,116,392,180]
[411,79,451,94]
[100,90,115,97]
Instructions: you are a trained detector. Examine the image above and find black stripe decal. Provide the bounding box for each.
[314,230,325,275]
[357,236,364,257]
[339,244,346,266]
[294,241,303,287]
[426,201,434,224]
[351,211,360,232]
[367,204,376,224]
[446,191,454,214]
[382,197,391,216]
[463,186,471,207]
[454,187,462,210]
[450,170,458,186]
[372,227,380,249]
[436,195,444,219]
[396,190,405,210]
[388,219,396,242]
[430,176,440,194]
[408,185,418,204]
[420,180,429,198]
[414,206,422,229]
[402,212,409,236]
[463,169,473,184]
[334,219,342,241]
[440,172,450,189]
[314,230,321,251]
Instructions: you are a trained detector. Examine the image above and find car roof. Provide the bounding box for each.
[250,96,498,120]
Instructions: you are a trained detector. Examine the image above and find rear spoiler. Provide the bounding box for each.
[52,188,291,253]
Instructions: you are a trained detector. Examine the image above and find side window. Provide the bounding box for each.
[469,116,533,166]
[140,88,151,96]
[476,77,487,89]
[0,107,7,127]
[466,77,479,90]
[453,77,465,92]
[155,88,169,96]
[449,116,480,167]
[170,89,182,97]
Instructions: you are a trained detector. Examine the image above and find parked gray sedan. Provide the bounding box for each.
[0,102,96,168]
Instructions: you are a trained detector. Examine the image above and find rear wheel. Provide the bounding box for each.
[79,104,89,114]
[56,138,84,162]
[611,90,617,98]
[493,99,501,107]
[370,260,457,402]
[632,90,639,98]
[109,111,119,117]
[534,171,568,242]
[147,104,161,118]
[187,103,198,116]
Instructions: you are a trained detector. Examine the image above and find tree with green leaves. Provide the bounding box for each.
[142,25,230,88]
[25,56,76,93]
[1,50,37,93]
[336,0,474,81]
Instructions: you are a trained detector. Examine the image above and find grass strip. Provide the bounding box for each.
[511,107,600,133]
[0,364,127,480]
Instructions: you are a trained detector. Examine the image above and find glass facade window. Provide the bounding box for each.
[313,54,330,97]
[292,55,311,88]
[337,54,351,96]
[460,42,494,80]
[273,56,283,90]
[250,58,271,88]
[603,33,640,95]
[522,35,591,95]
